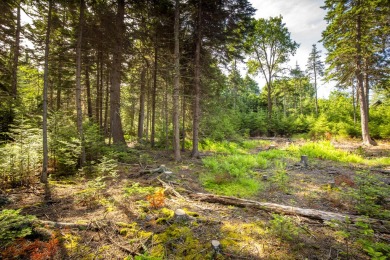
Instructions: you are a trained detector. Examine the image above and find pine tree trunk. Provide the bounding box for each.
[109,0,126,145]
[56,55,62,111]
[364,61,370,121]
[41,0,53,183]
[181,93,186,152]
[95,53,100,125]
[173,0,181,161]
[104,69,109,136]
[12,3,21,98]
[151,37,158,147]
[314,62,318,116]
[85,63,93,120]
[356,9,375,146]
[352,80,356,124]
[191,0,202,158]
[76,0,86,165]
[99,54,104,129]
[138,67,146,141]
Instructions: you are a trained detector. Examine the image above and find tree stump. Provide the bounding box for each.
[174,209,188,223]
[211,239,221,254]
[301,155,308,168]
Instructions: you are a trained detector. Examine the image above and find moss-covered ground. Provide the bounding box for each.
[1,138,389,259]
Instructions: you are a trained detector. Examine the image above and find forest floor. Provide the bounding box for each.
[1,138,390,259]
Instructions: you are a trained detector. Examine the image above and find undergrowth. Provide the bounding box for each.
[201,153,267,197]
[289,141,390,166]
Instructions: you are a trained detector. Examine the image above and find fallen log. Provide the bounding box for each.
[36,220,98,229]
[188,193,390,233]
[139,165,167,175]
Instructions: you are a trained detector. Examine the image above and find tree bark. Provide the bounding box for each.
[104,67,109,137]
[56,54,62,111]
[181,93,186,152]
[12,3,21,98]
[151,34,158,147]
[191,0,202,158]
[138,67,146,141]
[352,79,356,124]
[85,62,93,120]
[99,53,104,129]
[41,0,53,183]
[95,52,101,125]
[76,0,86,165]
[355,6,376,146]
[267,74,272,121]
[173,0,181,161]
[314,59,318,116]
[110,0,126,145]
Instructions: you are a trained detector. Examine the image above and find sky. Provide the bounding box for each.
[248,0,335,98]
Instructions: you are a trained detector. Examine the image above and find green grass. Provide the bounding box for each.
[288,141,390,166]
[200,140,270,197]
[200,174,263,197]
[200,139,390,198]
[202,154,267,178]
[258,149,291,160]
[199,138,270,155]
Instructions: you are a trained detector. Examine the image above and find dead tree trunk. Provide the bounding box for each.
[189,193,389,233]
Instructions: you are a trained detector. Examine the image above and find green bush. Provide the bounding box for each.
[268,214,300,241]
[347,171,390,219]
[240,110,267,136]
[49,112,81,175]
[0,119,42,187]
[0,209,36,247]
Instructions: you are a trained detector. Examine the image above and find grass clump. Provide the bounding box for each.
[289,141,390,166]
[199,139,246,154]
[199,138,270,155]
[258,149,291,160]
[201,154,267,197]
[289,141,363,163]
[201,174,262,197]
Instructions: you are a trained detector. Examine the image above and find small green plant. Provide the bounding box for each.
[75,177,106,208]
[268,214,300,241]
[327,217,389,259]
[355,220,390,260]
[201,153,266,197]
[346,171,390,219]
[0,209,36,247]
[270,161,290,193]
[0,119,42,188]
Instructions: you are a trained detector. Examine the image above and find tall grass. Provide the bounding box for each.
[200,140,269,197]
[199,138,270,155]
[202,154,267,178]
[289,141,390,166]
